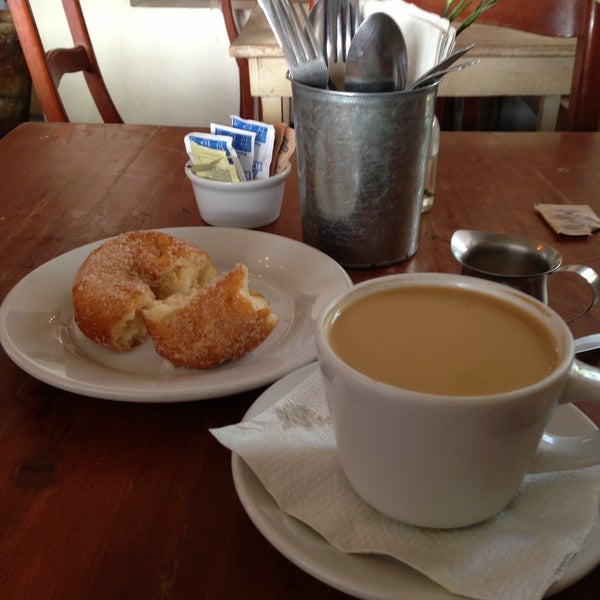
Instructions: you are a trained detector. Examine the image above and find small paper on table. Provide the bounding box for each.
[535,204,600,236]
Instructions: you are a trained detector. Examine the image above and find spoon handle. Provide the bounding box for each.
[407,58,480,90]
[407,43,475,90]
[575,334,600,354]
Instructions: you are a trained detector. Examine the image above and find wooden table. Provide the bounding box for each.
[231,5,576,129]
[1,122,600,599]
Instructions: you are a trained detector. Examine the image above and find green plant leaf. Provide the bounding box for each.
[443,0,501,34]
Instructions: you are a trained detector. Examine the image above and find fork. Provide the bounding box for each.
[327,0,360,89]
[330,0,360,67]
[258,0,329,89]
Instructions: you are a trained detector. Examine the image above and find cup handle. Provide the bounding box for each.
[529,360,600,473]
[556,264,600,323]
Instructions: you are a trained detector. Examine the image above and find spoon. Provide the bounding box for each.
[345,12,408,93]
[574,335,600,354]
[408,43,476,89]
[308,0,327,56]
[406,58,480,90]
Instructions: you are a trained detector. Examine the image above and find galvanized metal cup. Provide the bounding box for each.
[292,80,438,268]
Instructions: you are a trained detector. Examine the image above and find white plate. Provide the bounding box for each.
[0,228,351,402]
[232,363,600,600]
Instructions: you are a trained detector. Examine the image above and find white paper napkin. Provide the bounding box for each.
[211,367,600,600]
[362,0,457,84]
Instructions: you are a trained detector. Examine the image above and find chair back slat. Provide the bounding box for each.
[414,0,600,130]
[222,0,257,120]
[7,0,123,123]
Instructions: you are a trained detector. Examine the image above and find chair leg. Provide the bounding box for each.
[536,95,560,131]
[236,57,256,120]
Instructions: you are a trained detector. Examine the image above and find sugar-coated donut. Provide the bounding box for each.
[72,230,278,368]
[143,263,279,369]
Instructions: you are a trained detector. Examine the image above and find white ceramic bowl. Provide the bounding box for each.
[185,161,291,228]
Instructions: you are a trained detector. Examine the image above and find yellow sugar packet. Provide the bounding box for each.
[189,143,241,182]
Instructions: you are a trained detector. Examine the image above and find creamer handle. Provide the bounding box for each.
[557,264,600,323]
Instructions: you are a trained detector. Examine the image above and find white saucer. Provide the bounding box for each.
[232,363,600,599]
[0,228,351,402]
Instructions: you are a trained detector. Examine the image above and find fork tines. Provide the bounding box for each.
[258,0,329,88]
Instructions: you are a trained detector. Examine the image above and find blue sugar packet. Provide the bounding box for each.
[210,123,256,181]
[230,115,275,180]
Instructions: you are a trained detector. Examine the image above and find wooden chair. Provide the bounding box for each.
[7,0,122,123]
[414,0,600,131]
[222,0,261,120]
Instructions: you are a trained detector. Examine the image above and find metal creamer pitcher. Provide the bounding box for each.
[451,229,600,322]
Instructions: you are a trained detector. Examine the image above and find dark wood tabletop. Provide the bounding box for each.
[1,122,600,600]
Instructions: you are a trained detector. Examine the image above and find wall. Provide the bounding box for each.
[28,0,239,126]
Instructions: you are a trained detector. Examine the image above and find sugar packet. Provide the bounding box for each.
[210,123,256,181]
[187,144,241,182]
[273,125,296,175]
[270,123,286,177]
[535,203,600,236]
[184,132,245,182]
[231,115,275,180]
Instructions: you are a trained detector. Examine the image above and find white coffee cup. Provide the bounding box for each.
[316,273,600,529]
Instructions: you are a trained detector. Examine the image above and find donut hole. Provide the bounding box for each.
[144,293,190,321]
[154,256,216,300]
[113,310,148,350]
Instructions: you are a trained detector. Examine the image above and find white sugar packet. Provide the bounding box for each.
[535,203,600,236]
[211,368,600,600]
[362,0,457,84]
